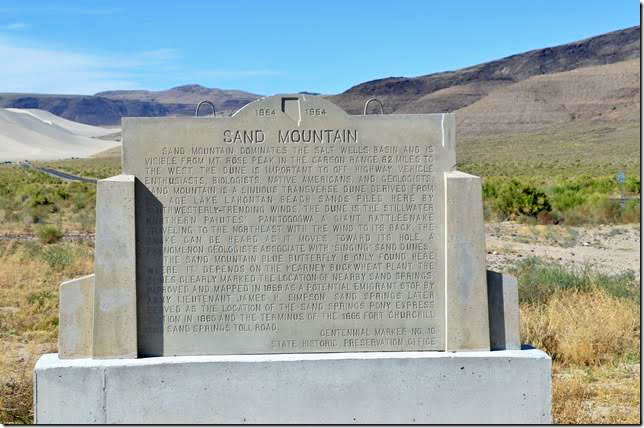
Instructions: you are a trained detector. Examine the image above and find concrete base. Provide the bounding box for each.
[34,349,551,424]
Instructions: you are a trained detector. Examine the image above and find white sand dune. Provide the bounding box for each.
[0,109,121,161]
[5,108,120,137]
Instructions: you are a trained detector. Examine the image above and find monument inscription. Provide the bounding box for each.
[123,95,454,356]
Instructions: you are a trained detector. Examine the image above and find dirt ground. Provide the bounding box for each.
[485,222,640,276]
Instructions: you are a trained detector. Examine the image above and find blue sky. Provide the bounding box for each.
[0,0,638,95]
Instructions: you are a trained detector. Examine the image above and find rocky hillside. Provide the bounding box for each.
[456,58,639,136]
[96,84,259,108]
[328,26,639,115]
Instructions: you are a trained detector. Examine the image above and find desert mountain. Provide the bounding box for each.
[328,26,639,115]
[96,84,260,109]
[0,109,120,161]
[0,85,260,126]
[0,93,189,126]
[327,25,639,170]
[456,58,640,136]
[0,25,638,136]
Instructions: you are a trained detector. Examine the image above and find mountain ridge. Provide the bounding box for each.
[328,25,640,114]
[96,84,261,106]
[0,25,638,127]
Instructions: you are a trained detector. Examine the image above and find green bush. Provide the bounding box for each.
[27,206,48,224]
[36,224,63,244]
[0,165,98,233]
[511,257,640,305]
[72,193,88,210]
[550,188,587,212]
[481,174,640,225]
[490,179,551,220]
[625,176,640,194]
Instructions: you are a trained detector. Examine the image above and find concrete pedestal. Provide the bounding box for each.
[34,349,551,424]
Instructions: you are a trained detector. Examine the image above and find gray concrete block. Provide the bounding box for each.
[94,174,137,358]
[34,354,105,424]
[487,270,521,350]
[444,171,490,351]
[34,350,551,424]
[58,274,94,358]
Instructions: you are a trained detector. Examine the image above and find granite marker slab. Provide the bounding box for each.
[123,95,453,356]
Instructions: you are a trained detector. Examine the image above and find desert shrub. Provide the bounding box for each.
[72,192,88,210]
[581,175,618,194]
[521,288,639,365]
[56,188,70,200]
[76,212,96,233]
[26,290,54,306]
[489,179,551,220]
[27,186,54,208]
[68,182,96,211]
[0,195,20,222]
[36,225,63,244]
[549,188,587,212]
[563,194,635,225]
[621,199,641,223]
[26,204,53,224]
[512,257,639,305]
[0,165,98,233]
[481,174,640,224]
[625,175,640,194]
[40,244,75,270]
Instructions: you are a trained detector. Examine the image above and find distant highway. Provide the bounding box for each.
[37,166,98,183]
[20,162,98,183]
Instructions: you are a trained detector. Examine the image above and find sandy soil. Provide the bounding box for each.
[486,222,640,276]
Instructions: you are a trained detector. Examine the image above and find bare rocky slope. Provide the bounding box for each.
[456,58,640,137]
[328,26,640,115]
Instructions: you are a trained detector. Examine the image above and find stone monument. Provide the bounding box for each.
[34,95,551,423]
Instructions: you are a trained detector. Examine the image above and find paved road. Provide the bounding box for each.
[28,164,98,183]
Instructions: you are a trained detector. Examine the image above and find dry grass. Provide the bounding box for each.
[0,165,97,238]
[552,362,640,424]
[521,288,639,366]
[0,240,94,423]
[520,287,640,424]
